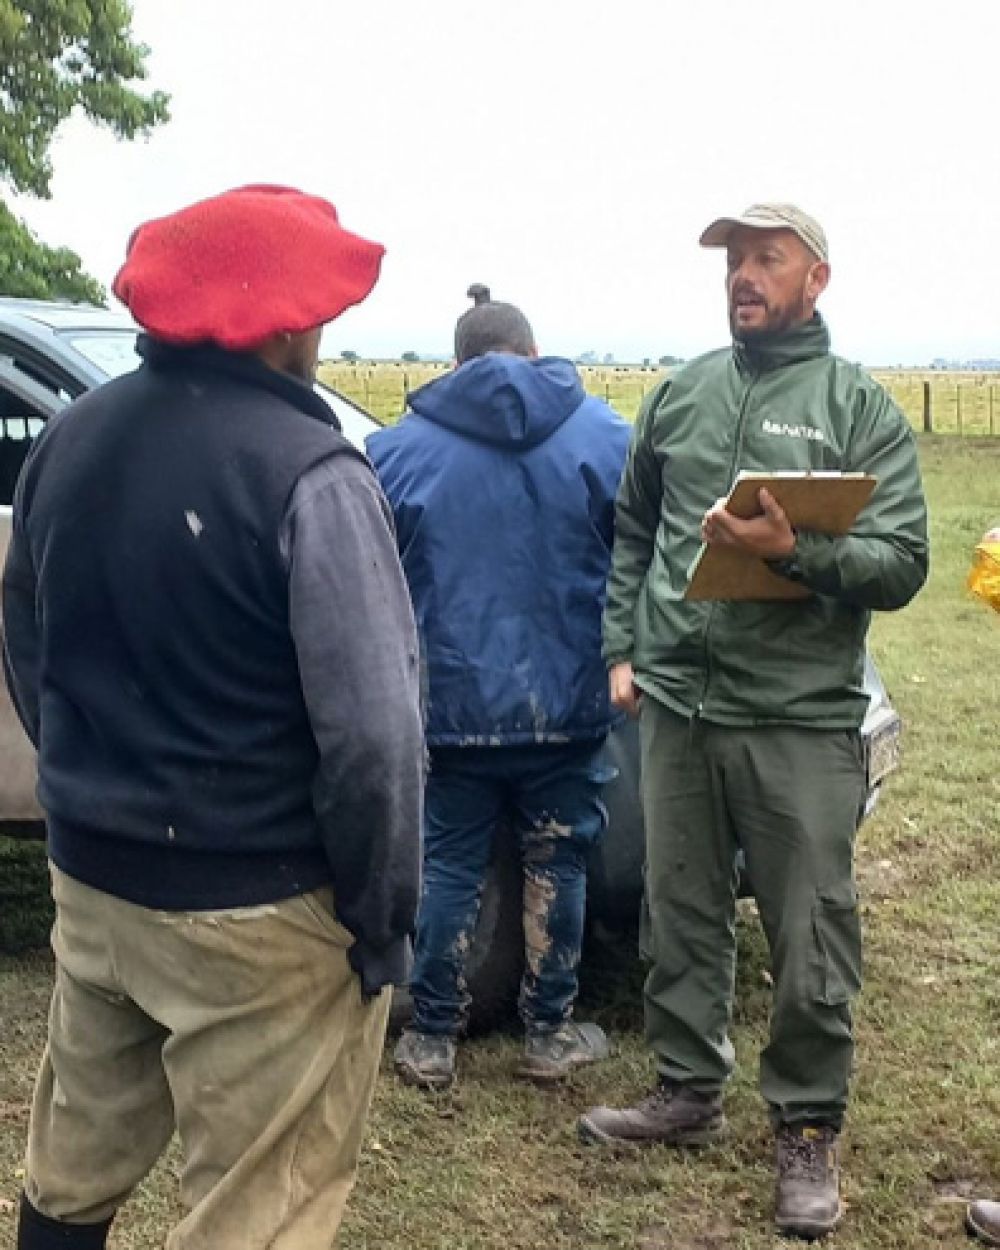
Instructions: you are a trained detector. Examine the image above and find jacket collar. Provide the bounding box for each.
[733,313,831,376]
[136,335,342,432]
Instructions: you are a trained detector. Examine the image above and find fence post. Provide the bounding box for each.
[957,382,963,435]
[991,384,996,437]
[922,380,933,433]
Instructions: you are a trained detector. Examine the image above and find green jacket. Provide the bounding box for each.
[603,315,928,728]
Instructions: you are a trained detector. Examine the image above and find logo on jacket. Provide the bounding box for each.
[761,418,825,442]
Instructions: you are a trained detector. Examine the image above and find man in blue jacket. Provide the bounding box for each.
[368,285,630,1088]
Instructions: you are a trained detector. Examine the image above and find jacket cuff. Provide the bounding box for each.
[348,936,413,1000]
[764,534,808,583]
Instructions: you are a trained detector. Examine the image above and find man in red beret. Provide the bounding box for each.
[3,185,424,1250]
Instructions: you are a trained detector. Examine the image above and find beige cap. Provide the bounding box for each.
[700,203,828,262]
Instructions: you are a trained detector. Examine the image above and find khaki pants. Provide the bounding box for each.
[640,698,866,1128]
[24,865,389,1249]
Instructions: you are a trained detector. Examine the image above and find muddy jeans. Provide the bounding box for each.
[640,698,867,1129]
[20,865,389,1250]
[410,742,609,1035]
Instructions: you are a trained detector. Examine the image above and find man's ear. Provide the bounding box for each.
[806,260,831,302]
[253,332,291,374]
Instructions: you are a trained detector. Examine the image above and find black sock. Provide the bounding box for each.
[16,1194,114,1250]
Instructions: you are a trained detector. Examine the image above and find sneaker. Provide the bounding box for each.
[967,1199,1000,1247]
[393,1029,457,1090]
[517,1021,609,1083]
[774,1123,843,1239]
[578,1080,725,1146]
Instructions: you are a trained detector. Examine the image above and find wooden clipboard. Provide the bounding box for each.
[684,471,877,602]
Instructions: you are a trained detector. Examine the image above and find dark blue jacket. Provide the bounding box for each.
[367,353,630,747]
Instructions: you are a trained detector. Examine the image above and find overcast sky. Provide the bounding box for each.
[9,0,999,364]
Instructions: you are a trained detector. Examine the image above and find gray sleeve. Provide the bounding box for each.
[282,454,424,998]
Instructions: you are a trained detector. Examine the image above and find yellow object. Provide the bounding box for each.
[968,540,1000,613]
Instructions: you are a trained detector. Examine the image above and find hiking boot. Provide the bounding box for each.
[517,1021,610,1083]
[578,1080,725,1146]
[393,1029,457,1090]
[967,1199,1000,1247]
[774,1123,843,1239]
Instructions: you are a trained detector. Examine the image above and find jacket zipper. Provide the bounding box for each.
[696,369,757,718]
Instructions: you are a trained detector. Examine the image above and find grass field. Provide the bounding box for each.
[2,437,1000,1248]
[320,359,1000,435]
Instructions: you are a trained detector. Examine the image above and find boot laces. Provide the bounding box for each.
[641,1081,692,1115]
[779,1127,833,1182]
[642,1087,672,1113]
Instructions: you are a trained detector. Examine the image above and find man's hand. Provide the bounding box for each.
[609,661,642,718]
[701,488,796,560]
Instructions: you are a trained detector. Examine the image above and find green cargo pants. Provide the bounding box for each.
[639,696,867,1128]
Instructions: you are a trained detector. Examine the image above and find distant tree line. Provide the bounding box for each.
[576,351,684,368]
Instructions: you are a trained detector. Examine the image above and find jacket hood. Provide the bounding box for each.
[407,353,586,449]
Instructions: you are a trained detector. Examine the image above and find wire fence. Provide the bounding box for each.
[319,361,1000,434]
[871,372,1000,436]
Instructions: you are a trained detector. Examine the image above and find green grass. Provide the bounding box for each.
[2,437,999,1248]
[0,839,51,953]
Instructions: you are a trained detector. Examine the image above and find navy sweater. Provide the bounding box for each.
[2,340,424,993]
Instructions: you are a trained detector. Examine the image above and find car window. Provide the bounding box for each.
[7,320,377,463]
[0,334,77,402]
[65,331,142,379]
[0,382,47,507]
[67,330,378,450]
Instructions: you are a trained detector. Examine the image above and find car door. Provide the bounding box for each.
[0,354,64,824]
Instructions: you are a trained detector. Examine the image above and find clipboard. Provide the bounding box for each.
[684,471,877,602]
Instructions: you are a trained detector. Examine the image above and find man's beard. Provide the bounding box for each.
[729,287,811,341]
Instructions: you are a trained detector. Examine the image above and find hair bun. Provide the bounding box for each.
[466,283,491,306]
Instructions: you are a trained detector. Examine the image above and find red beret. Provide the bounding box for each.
[112,184,385,350]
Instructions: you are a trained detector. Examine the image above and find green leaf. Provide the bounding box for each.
[0,0,170,198]
[0,199,106,302]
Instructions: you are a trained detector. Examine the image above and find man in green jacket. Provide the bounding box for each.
[579,204,928,1240]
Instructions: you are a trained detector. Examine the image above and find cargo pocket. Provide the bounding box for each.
[810,882,862,1006]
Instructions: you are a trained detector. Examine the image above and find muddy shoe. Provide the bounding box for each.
[967,1199,1000,1247]
[517,1021,609,1083]
[393,1029,457,1090]
[578,1080,725,1146]
[774,1123,843,1239]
